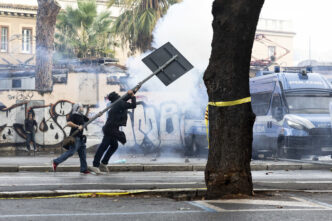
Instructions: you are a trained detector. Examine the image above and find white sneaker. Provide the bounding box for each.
[88,166,101,175]
[99,163,109,173]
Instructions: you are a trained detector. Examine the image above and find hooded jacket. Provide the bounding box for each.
[68,103,89,138]
[103,93,136,139]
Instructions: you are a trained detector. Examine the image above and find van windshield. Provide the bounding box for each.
[286,94,332,114]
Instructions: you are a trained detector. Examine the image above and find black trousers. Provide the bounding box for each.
[26,132,36,150]
[93,135,118,167]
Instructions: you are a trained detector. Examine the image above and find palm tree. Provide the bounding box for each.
[55,0,115,59]
[109,0,180,53]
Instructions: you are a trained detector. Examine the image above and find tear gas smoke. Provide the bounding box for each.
[126,0,213,116]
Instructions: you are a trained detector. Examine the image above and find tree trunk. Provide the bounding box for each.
[35,0,60,92]
[203,0,264,199]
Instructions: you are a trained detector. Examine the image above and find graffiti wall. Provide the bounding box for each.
[0,99,206,153]
[0,100,75,148]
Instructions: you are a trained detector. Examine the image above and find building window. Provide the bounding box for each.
[268,46,276,61]
[0,26,8,52]
[22,28,32,53]
[12,79,22,88]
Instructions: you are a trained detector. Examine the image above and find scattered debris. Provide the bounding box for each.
[114,159,126,164]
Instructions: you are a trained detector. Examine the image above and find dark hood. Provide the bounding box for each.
[108,92,120,102]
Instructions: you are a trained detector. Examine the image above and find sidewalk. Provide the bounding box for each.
[0,154,331,172]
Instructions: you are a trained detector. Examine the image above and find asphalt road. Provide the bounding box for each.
[0,192,331,221]
[0,169,331,220]
[0,170,331,192]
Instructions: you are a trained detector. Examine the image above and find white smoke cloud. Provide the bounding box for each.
[126,0,213,115]
[261,0,332,64]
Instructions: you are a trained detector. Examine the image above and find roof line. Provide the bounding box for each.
[0,3,38,11]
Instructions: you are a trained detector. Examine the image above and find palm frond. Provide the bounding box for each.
[55,0,116,59]
[112,0,180,52]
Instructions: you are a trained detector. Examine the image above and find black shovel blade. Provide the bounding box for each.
[142,42,193,86]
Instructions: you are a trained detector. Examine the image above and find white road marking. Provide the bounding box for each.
[193,196,332,213]
[209,208,330,212]
[190,201,226,212]
[290,196,332,209]
[187,201,218,212]
[0,175,203,179]
[255,181,332,184]
[205,199,322,208]
[0,210,206,218]
[0,182,201,187]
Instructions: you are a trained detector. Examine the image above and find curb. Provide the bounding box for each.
[0,163,330,173]
[0,188,207,199]
[0,165,19,172]
[1,188,331,200]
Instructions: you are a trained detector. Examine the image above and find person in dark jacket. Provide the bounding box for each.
[52,103,90,174]
[89,90,136,174]
[24,111,37,152]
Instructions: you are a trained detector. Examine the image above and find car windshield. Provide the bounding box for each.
[286,93,332,114]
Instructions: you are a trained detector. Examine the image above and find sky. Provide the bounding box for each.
[261,0,332,64]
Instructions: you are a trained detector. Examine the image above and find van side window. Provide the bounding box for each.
[271,94,283,119]
[251,92,272,116]
[272,94,281,110]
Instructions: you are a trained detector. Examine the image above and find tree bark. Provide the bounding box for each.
[35,0,60,92]
[203,0,264,199]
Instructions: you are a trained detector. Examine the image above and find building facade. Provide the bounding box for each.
[0,2,37,66]
[0,0,127,66]
[252,18,295,68]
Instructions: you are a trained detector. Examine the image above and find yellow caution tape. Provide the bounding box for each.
[205,97,251,147]
[0,188,207,200]
[208,97,251,107]
[205,106,209,147]
[0,191,143,200]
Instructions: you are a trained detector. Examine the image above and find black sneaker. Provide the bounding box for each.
[80,170,90,175]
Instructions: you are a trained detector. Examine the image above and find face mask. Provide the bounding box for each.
[72,103,84,115]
